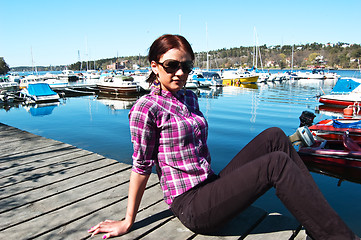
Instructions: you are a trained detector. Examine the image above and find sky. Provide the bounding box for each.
[1,0,360,67]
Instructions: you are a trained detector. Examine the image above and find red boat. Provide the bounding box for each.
[308,118,361,142]
[298,132,361,184]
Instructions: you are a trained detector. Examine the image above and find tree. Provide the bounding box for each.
[0,57,10,75]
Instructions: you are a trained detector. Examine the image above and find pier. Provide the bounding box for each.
[0,123,308,240]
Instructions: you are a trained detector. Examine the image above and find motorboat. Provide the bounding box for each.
[19,75,43,89]
[298,131,361,171]
[319,78,361,106]
[97,74,140,95]
[19,83,60,103]
[221,68,259,85]
[42,72,68,89]
[308,118,361,142]
[57,69,78,81]
[200,71,223,87]
[7,72,21,83]
[83,70,101,81]
[187,72,211,88]
[290,123,361,184]
[297,69,327,80]
[0,77,19,91]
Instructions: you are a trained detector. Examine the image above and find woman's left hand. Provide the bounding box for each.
[88,219,132,239]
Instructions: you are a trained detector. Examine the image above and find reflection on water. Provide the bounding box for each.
[306,161,361,186]
[24,102,60,116]
[97,93,139,111]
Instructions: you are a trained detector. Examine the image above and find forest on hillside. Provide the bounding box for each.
[8,42,361,73]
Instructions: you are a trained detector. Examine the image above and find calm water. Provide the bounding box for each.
[1,70,361,235]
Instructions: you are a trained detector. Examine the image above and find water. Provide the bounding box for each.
[1,70,361,235]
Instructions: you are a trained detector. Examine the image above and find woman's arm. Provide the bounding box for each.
[88,171,150,239]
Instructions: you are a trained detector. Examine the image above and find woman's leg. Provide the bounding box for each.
[219,127,311,179]
[172,128,355,240]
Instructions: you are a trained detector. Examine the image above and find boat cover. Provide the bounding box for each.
[331,78,361,94]
[27,83,57,96]
[333,120,361,129]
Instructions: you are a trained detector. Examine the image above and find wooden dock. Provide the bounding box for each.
[0,123,308,240]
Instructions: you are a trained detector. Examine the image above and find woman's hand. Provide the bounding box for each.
[88,219,132,239]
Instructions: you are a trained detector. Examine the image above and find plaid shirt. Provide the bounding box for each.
[129,88,215,206]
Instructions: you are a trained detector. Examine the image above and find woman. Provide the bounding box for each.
[88,34,358,240]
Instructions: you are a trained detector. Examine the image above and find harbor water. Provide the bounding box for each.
[1,69,361,235]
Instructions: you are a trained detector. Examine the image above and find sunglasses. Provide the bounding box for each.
[156,59,193,74]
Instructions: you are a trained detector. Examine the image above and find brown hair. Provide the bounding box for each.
[146,34,195,84]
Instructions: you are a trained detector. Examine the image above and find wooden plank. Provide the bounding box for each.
[0,153,108,188]
[0,147,85,177]
[142,217,194,240]
[38,181,166,240]
[0,155,115,199]
[193,206,267,240]
[244,213,301,240]
[0,162,130,215]
[9,175,162,240]
[0,138,67,159]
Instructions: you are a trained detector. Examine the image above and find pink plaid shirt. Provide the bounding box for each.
[129,88,215,206]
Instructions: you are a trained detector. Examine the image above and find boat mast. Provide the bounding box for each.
[291,44,294,72]
[206,22,209,71]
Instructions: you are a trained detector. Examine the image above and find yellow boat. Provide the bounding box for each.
[222,75,259,86]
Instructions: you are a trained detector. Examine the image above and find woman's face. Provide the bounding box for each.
[151,48,192,93]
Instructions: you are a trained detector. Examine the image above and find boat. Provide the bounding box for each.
[319,78,361,106]
[199,71,223,87]
[0,77,19,91]
[291,125,361,184]
[308,118,361,142]
[221,68,259,85]
[97,74,140,94]
[57,69,78,82]
[187,72,211,88]
[42,72,68,89]
[19,75,43,89]
[19,83,60,103]
[298,131,361,171]
[297,69,327,80]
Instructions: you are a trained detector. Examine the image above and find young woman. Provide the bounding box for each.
[88,34,358,240]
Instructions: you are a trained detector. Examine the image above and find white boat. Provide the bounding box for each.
[0,77,19,91]
[83,70,101,81]
[42,72,68,89]
[57,69,78,81]
[7,72,21,83]
[297,70,326,80]
[131,71,151,91]
[187,72,211,88]
[319,78,361,106]
[97,74,140,94]
[19,75,43,89]
[19,83,60,103]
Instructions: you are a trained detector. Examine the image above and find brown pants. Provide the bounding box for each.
[171,127,355,240]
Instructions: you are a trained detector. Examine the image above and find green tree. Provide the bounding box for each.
[0,57,10,75]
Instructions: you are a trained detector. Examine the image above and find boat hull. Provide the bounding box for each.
[319,95,361,106]
[97,85,139,94]
[222,75,259,85]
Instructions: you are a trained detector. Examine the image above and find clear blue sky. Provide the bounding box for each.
[1,0,360,67]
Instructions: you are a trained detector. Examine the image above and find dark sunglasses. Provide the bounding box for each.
[156,59,193,74]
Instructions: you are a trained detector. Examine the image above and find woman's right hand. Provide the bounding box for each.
[88,219,133,239]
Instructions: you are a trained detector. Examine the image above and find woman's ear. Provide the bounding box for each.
[151,61,159,75]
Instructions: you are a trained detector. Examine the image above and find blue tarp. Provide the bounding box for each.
[27,83,57,96]
[333,120,361,129]
[331,78,361,94]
